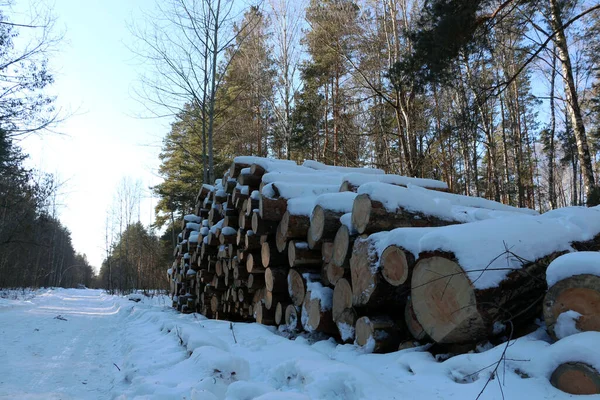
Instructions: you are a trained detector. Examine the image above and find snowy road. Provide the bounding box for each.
[0,289,597,400]
[0,290,126,399]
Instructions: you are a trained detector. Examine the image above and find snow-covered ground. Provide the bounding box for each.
[0,289,596,400]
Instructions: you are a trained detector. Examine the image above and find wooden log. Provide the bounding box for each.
[550,362,600,395]
[196,184,214,203]
[259,195,288,222]
[244,230,261,250]
[223,215,239,229]
[239,210,253,229]
[233,265,249,281]
[285,304,303,331]
[219,228,237,245]
[309,192,357,243]
[261,242,288,268]
[255,303,276,325]
[332,278,353,323]
[246,253,265,274]
[210,295,220,314]
[264,290,288,310]
[305,288,336,335]
[280,210,311,240]
[252,212,279,235]
[265,267,289,293]
[237,287,248,303]
[275,301,292,325]
[245,196,259,216]
[275,223,288,253]
[350,238,408,313]
[336,308,358,343]
[247,273,265,292]
[229,160,251,179]
[322,241,334,264]
[332,224,356,268]
[287,268,319,307]
[355,316,401,353]
[411,253,552,344]
[544,274,600,340]
[238,171,262,188]
[326,262,350,287]
[351,193,457,235]
[288,241,322,268]
[309,205,345,244]
[339,174,448,193]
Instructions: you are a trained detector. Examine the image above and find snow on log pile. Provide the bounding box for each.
[167,156,600,396]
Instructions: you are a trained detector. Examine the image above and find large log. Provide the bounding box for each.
[544,274,600,340]
[339,173,449,192]
[351,193,457,235]
[411,253,550,344]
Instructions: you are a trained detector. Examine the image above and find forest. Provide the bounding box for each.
[142,0,600,230]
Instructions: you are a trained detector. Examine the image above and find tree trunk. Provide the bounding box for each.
[548,0,595,198]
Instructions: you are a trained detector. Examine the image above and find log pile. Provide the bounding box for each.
[166,156,600,395]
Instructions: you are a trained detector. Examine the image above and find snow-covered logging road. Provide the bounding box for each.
[0,290,128,399]
[0,289,598,400]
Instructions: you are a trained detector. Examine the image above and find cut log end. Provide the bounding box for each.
[411,256,484,344]
[332,225,352,268]
[381,245,410,286]
[336,308,357,343]
[544,274,600,340]
[351,194,372,235]
[332,278,353,323]
[288,268,306,306]
[285,304,302,331]
[550,362,600,395]
[310,205,326,243]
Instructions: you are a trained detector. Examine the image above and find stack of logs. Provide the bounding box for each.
[168,156,600,395]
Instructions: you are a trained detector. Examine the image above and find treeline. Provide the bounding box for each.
[0,5,95,289]
[0,131,95,288]
[136,0,600,227]
[97,222,171,294]
[96,180,172,294]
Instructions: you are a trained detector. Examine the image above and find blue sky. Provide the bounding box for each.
[20,0,172,269]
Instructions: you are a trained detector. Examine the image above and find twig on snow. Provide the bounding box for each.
[230,322,237,344]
